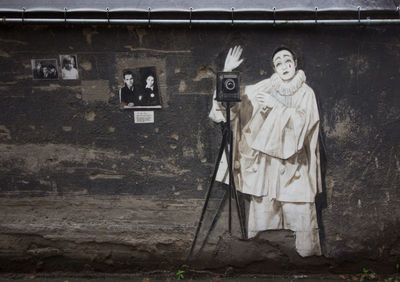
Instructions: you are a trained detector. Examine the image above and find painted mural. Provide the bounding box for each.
[209,46,322,257]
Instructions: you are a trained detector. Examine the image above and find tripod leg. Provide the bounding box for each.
[196,187,228,256]
[226,128,247,240]
[231,176,247,239]
[188,129,228,259]
[223,132,233,235]
[228,160,232,234]
[226,103,233,235]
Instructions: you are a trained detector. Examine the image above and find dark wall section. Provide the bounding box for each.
[0,24,399,273]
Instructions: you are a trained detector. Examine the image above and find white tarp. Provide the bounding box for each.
[0,0,398,13]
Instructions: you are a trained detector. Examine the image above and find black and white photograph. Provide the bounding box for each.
[119,66,162,109]
[31,59,59,80]
[60,55,79,80]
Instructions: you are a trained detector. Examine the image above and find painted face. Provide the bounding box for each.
[124,74,134,88]
[273,50,296,81]
[146,76,154,87]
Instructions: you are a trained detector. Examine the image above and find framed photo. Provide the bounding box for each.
[31,59,59,80]
[59,54,79,80]
[119,66,162,109]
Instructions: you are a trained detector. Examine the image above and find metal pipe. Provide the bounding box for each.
[2,18,400,25]
[0,7,398,13]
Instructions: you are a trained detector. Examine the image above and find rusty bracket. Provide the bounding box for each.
[106,7,110,24]
[189,7,192,29]
[21,7,25,24]
[148,7,151,28]
[273,7,276,25]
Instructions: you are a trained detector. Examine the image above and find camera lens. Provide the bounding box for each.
[224,78,236,91]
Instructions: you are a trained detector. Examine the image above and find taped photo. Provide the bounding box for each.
[119,66,162,109]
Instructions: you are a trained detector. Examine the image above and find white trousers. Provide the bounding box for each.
[248,196,322,257]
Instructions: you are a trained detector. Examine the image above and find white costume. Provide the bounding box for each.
[209,70,322,257]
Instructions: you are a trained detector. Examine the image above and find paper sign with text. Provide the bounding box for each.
[134,111,154,123]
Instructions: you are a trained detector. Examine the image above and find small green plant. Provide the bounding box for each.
[385,277,399,282]
[383,264,400,282]
[176,270,185,280]
[359,268,376,281]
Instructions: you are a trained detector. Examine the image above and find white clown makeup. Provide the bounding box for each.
[273,50,297,81]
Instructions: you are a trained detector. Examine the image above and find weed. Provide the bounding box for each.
[177,270,185,280]
[359,268,376,281]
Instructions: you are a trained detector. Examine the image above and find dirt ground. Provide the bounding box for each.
[0,274,343,282]
[1,272,399,282]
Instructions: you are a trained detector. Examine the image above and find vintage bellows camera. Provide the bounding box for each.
[216,72,241,103]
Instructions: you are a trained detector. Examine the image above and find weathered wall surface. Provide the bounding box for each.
[0,24,399,273]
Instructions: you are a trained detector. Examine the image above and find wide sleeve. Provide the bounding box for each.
[251,87,320,160]
[208,91,241,123]
[209,91,226,123]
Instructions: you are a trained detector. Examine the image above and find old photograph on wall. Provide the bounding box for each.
[31,59,59,80]
[119,66,162,109]
[60,55,79,80]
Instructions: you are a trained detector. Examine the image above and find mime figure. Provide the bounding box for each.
[209,46,322,257]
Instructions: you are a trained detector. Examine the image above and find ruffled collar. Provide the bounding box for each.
[270,70,306,96]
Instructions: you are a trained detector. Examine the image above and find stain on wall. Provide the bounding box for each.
[0,24,399,273]
[81,80,111,102]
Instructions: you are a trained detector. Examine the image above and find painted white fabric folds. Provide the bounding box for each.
[209,70,321,202]
[209,70,322,257]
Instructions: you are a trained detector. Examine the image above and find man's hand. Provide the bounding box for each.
[256,92,279,108]
[223,46,244,72]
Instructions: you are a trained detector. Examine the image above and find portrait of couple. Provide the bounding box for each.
[119,66,161,109]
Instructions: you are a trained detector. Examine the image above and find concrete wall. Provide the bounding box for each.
[0,24,399,273]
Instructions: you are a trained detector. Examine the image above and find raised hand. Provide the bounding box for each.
[223,45,244,72]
